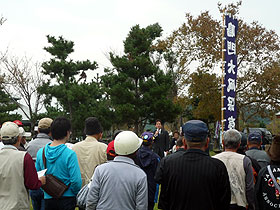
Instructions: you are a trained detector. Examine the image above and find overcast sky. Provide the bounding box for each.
[1,0,279,74]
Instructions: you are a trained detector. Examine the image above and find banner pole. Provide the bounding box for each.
[221,10,225,138]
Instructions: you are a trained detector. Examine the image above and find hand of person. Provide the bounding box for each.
[155,129,159,137]
[39,176,46,185]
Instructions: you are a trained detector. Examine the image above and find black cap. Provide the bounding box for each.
[182,120,208,142]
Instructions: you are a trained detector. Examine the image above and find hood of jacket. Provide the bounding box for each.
[45,143,67,163]
[137,146,156,168]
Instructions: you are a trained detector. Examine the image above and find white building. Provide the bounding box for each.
[11,103,31,121]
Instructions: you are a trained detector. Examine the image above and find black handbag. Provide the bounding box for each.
[41,147,70,198]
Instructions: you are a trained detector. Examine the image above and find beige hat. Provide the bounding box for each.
[19,127,31,137]
[1,122,19,141]
[38,118,53,129]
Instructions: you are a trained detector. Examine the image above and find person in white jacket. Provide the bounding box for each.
[214,129,255,210]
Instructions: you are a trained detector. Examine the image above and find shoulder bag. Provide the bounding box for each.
[41,147,70,198]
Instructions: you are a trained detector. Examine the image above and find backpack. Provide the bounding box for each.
[247,155,261,183]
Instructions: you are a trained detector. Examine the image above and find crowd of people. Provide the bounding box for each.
[0,117,279,210]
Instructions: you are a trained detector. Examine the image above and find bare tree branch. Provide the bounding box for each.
[0,15,7,26]
[0,55,45,129]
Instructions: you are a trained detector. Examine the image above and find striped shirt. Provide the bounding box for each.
[155,148,231,210]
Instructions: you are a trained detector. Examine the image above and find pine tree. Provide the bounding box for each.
[101,24,181,134]
[0,85,21,124]
[40,35,105,138]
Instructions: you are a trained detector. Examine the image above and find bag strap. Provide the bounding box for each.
[42,147,47,169]
[267,165,280,192]
[41,146,71,189]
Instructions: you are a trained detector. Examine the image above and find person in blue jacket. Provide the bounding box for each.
[135,131,160,210]
[36,117,82,210]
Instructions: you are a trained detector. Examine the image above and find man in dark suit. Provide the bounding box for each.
[153,119,169,158]
[155,120,231,210]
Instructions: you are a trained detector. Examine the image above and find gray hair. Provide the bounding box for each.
[2,136,18,145]
[223,129,241,149]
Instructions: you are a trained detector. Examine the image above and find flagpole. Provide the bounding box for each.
[221,11,225,138]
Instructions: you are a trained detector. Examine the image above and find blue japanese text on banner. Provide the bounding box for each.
[224,15,238,131]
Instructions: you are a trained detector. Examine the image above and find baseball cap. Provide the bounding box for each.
[13,120,23,126]
[1,122,20,141]
[107,140,116,157]
[38,118,53,129]
[182,120,208,142]
[140,132,155,143]
[19,127,31,137]
[248,132,262,143]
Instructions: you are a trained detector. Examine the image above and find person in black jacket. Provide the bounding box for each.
[135,131,160,210]
[255,135,280,210]
[153,119,169,158]
[155,120,231,210]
